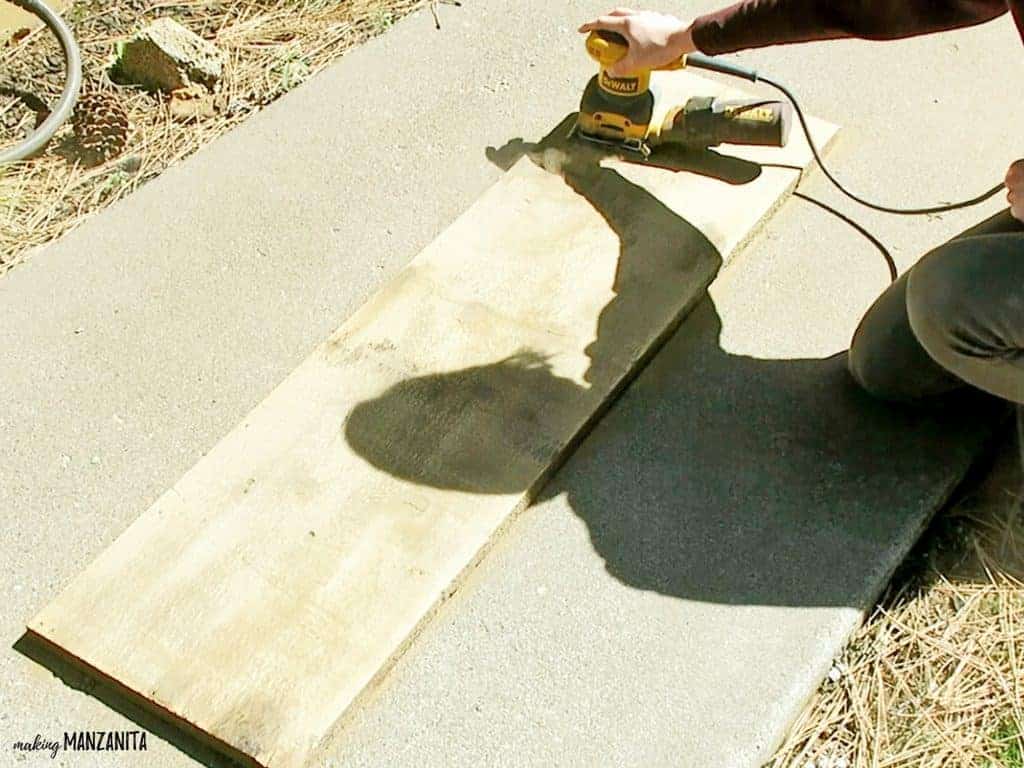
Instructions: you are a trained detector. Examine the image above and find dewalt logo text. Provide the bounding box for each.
[599,73,639,94]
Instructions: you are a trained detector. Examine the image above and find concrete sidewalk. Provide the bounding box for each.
[2,1,1021,766]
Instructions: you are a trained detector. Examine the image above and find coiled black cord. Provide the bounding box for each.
[0,0,82,164]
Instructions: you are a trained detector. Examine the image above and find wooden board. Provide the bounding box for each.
[28,73,837,768]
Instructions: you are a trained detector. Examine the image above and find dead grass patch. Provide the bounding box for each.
[0,0,459,272]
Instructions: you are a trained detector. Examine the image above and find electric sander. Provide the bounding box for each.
[575,30,791,159]
[573,29,1007,217]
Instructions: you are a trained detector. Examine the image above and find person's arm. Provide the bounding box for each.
[580,3,1009,75]
[692,0,1009,55]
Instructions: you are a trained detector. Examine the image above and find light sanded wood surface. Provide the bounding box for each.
[29,73,836,768]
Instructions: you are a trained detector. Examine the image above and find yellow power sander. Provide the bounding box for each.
[575,30,791,159]
[573,29,1005,217]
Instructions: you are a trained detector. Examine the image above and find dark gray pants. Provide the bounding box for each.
[848,209,1024,405]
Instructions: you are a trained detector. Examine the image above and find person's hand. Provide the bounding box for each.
[578,8,696,77]
[1007,160,1024,222]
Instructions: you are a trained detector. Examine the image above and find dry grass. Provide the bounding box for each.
[0,0,459,272]
[767,426,1024,768]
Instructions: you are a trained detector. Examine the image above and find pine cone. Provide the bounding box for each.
[72,89,129,165]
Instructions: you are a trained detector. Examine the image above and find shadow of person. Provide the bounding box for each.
[501,116,750,388]
[344,115,1005,608]
[554,297,1003,604]
[346,114,742,492]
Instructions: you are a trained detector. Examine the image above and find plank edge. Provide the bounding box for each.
[18,628,266,768]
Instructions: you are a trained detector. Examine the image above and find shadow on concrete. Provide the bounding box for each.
[345,112,1006,608]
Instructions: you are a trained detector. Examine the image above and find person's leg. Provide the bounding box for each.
[848,209,1024,403]
[907,232,1024,404]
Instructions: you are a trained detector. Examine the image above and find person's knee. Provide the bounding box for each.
[904,237,1024,402]
[846,273,926,402]
[847,331,918,402]
[905,242,980,363]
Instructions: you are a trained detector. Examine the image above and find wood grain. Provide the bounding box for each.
[28,73,837,768]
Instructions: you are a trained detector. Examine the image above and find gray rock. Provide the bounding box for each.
[110,17,223,92]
